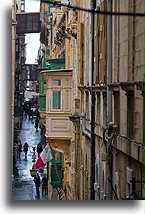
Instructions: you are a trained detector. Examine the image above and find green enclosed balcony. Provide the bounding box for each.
[47,58,65,70]
[38,58,65,112]
[38,69,46,112]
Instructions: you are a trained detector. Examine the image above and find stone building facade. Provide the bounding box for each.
[12,0,17,135]
[110,0,144,199]
[12,0,26,176]
[39,0,144,200]
[76,0,144,200]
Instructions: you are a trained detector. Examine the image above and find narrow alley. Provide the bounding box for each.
[12,116,48,200]
[11,0,144,203]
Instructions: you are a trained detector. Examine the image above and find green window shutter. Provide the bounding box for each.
[39,95,46,111]
[43,57,47,67]
[50,150,63,186]
[52,91,61,109]
[46,49,50,57]
[42,49,47,67]
[51,165,63,185]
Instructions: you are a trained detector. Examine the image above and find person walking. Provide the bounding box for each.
[28,107,32,119]
[35,118,39,131]
[23,142,29,158]
[34,173,40,199]
[23,102,28,119]
[32,146,36,163]
[37,142,43,157]
[35,109,40,119]
[17,141,22,159]
[42,174,48,196]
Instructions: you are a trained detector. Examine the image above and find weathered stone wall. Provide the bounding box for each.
[111,0,144,199]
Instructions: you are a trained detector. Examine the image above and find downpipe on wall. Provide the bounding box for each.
[106,0,113,200]
[81,113,91,138]
[90,0,96,200]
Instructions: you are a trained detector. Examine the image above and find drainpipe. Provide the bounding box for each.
[106,0,112,200]
[107,0,112,123]
[81,113,91,138]
[90,0,96,200]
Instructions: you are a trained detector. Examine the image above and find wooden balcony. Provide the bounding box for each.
[41,68,73,140]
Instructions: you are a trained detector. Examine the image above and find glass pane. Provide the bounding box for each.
[54,152,60,163]
[43,83,46,93]
[52,79,61,86]
[52,91,61,109]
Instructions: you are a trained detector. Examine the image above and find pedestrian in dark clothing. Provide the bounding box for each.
[28,108,31,119]
[35,109,40,119]
[23,103,28,118]
[34,173,40,198]
[42,174,48,195]
[37,142,43,157]
[17,142,22,159]
[23,142,29,158]
[35,118,39,131]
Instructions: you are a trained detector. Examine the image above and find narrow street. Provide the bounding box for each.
[12,116,48,200]
[10,0,144,207]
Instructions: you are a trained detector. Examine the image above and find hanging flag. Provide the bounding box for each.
[34,144,52,169]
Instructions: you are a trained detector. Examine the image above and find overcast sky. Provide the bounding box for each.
[25,0,40,64]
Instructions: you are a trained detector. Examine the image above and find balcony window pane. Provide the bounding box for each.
[43,81,46,94]
[52,79,61,86]
[52,91,61,109]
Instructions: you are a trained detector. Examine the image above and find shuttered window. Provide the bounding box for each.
[52,91,61,109]
[127,91,134,138]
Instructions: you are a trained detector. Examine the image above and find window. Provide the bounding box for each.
[52,91,61,109]
[85,91,89,119]
[126,91,134,138]
[96,93,101,125]
[43,81,46,94]
[126,167,133,197]
[114,92,120,132]
[103,93,107,126]
[95,154,99,185]
[54,152,60,163]
[51,79,61,110]
[52,79,61,86]
[80,23,84,84]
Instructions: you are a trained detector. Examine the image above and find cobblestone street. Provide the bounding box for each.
[12,116,48,200]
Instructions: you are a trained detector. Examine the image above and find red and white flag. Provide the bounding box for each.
[34,144,52,169]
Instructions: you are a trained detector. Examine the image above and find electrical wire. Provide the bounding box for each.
[41,0,145,17]
[84,117,144,148]
[114,133,144,148]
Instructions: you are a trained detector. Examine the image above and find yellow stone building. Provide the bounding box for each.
[12,0,17,135]
[40,0,144,200]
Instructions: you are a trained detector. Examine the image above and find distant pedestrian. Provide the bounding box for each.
[23,103,28,118]
[35,118,39,131]
[34,173,40,199]
[32,146,36,163]
[35,109,40,119]
[42,174,48,196]
[17,142,22,159]
[37,142,43,157]
[27,107,31,119]
[23,142,29,158]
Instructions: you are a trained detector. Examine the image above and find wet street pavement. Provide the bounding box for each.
[12,116,48,200]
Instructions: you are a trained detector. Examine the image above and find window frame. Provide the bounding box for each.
[52,90,61,110]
